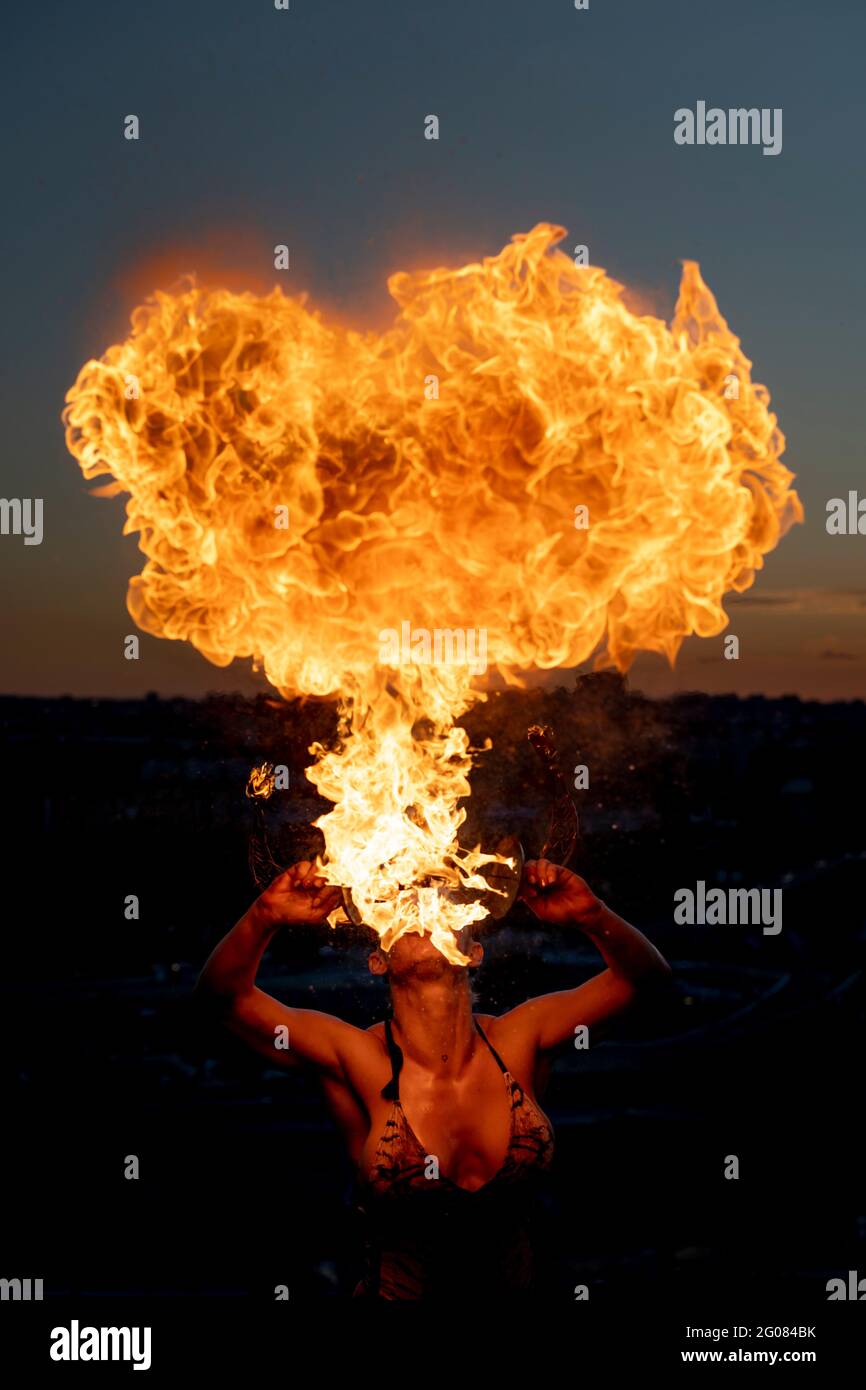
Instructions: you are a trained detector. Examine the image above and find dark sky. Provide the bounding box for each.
[2,0,864,700]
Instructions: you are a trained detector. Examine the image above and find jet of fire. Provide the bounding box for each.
[63,224,802,961]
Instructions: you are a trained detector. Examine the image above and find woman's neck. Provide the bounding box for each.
[389,980,477,1073]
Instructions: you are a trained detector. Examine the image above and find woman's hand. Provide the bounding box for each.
[519,859,602,926]
[255,860,343,927]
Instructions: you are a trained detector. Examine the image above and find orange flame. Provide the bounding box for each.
[63,223,802,960]
[245,762,276,800]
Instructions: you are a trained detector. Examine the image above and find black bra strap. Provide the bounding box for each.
[381,1016,403,1101]
[474,1018,509,1075]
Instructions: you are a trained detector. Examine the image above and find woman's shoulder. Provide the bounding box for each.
[474,1010,543,1093]
[473,1011,498,1030]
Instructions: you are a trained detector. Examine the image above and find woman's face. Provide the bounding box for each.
[368,925,482,980]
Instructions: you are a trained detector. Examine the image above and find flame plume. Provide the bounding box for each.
[63,224,802,961]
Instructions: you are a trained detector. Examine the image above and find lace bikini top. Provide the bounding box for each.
[353,1016,555,1298]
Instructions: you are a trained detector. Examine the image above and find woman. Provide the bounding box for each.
[196,858,671,1298]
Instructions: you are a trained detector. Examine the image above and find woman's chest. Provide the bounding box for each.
[401,1072,514,1189]
[362,1066,515,1192]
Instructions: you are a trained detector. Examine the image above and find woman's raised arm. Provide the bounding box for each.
[496,860,672,1054]
[194,862,362,1076]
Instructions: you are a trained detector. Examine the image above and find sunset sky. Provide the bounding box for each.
[1,0,864,701]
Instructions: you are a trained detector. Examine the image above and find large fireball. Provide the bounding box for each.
[63,223,802,959]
